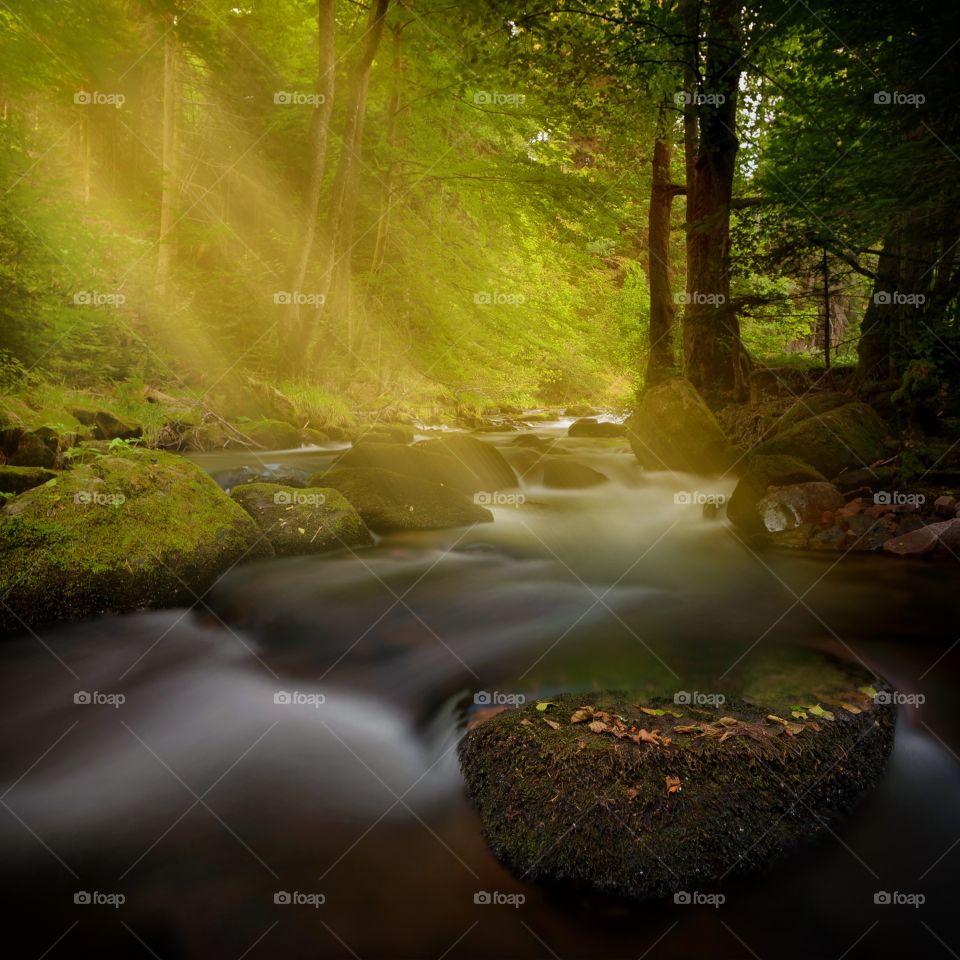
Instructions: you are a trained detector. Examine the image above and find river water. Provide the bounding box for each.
[1,422,958,958]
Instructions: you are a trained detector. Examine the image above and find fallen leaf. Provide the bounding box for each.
[859,685,878,699]
[520,718,533,726]
[808,704,835,721]
[674,724,702,733]
[715,716,738,727]
[297,527,306,535]
[543,718,561,730]
[570,707,594,724]
[766,714,790,726]
[665,775,682,795]
[536,701,557,712]
[791,709,808,720]
[840,702,862,714]
[640,707,667,716]
[587,720,608,734]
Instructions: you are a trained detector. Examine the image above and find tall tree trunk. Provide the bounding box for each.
[645,104,678,387]
[156,14,178,298]
[318,0,390,360]
[682,0,746,403]
[282,0,336,374]
[371,22,404,278]
[680,0,699,310]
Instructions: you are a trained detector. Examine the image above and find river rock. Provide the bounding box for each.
[726,454,825,537]
[568,418,626,438]
[542,458,608,489]
[625,378,738,473]
[312,466,493,532]
[339,437,516,496]
[774,392,851,434]
[883,518,960,558]
[459,652,895,900]
[236,419,303,449]
[754,403,889,480]
[352,423,416,444]
[758,482,844,533]
[0,449,272,630]
[230,482,372,555]
[70,407,142,441]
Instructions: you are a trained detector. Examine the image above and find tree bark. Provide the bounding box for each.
[645,104,678,387]
[281,0,336,374]
[318,0,390,360]
[156,14,178,298]
[681,0,747,403]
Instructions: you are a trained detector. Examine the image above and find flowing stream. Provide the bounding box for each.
[1,423,958,958]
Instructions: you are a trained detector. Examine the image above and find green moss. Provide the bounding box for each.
[311,466,493,532]
[0,448,272,630]
[459,652,895,900]
[236,419,303,449]
[0,466,59,495]
[230,482,372,555]
[755,403,890,480]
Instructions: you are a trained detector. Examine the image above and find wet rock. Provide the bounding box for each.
[212,465,313,492]
[236,419,303,449]
[625,378,739,473]
[0,465,59,496]
[542,458,608,489]
[568,418,626,438]
[754,403,890,480]
[231,482,372,556]
[0,448,272,630]
[312,466,493,532]
[834,465,899,494]
[934,495,958,518]
[883,518,960,558]
[459,651,895,901]
[352,423,415,444]
[758,482,844,533]
[774,392,851,434]
[727,454,825,537]
[564,404,598,417]
[70,407,142,441]
[415,435,517,493]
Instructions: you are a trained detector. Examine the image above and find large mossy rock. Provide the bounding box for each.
[337,436,516,496]
[460,652,894,900]
[237,419,303,449]
[625,378,738,473]
[230,482,372,555]
[568,418,625,438]
[542,458,608,489]
[69,407,142,441]
[0,465,59,496]
[0,449,272,631]
[774,392,851,434]
[312,466,493,532]
[754,403,889,480]
[726,454,826,537]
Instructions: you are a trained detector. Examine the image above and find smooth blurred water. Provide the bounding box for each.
[1,426,958,958]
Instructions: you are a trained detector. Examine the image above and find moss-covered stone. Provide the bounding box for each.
[311,466,493,532]
[0,465,59,495]
[755,403,890,480]
[0,448,272,631]
[236,419,303,449]
[69,407,142,441]
[351,423,415,444]
[459,652,894,901]
[625,378,739,473]
[230,482,372,555]
[774,392,851,434]
[338,436,516,496]
[726,454,826,537]
[542,458,608,489]
[568,418,626,438]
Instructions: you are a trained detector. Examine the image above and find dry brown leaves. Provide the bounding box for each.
[571,706,671,748]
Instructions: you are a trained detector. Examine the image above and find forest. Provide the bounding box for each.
[0,1,958,958]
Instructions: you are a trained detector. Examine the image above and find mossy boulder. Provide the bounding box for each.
[237,419,303,449]
[568,418,626,438]
[625,378,739,473]
[69,407,142,441]
[0,449,272,631]
[4,429,59,468]
[755,403,890,480]
[311,466,493,532]
[774,392,851,434]
[338,436,516,496]
[0,466,59,496]
[230,482,372,555]
[542,458,608,489]
[726,454,826,537]
[352,423,416,444]
[459,652,894,901]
